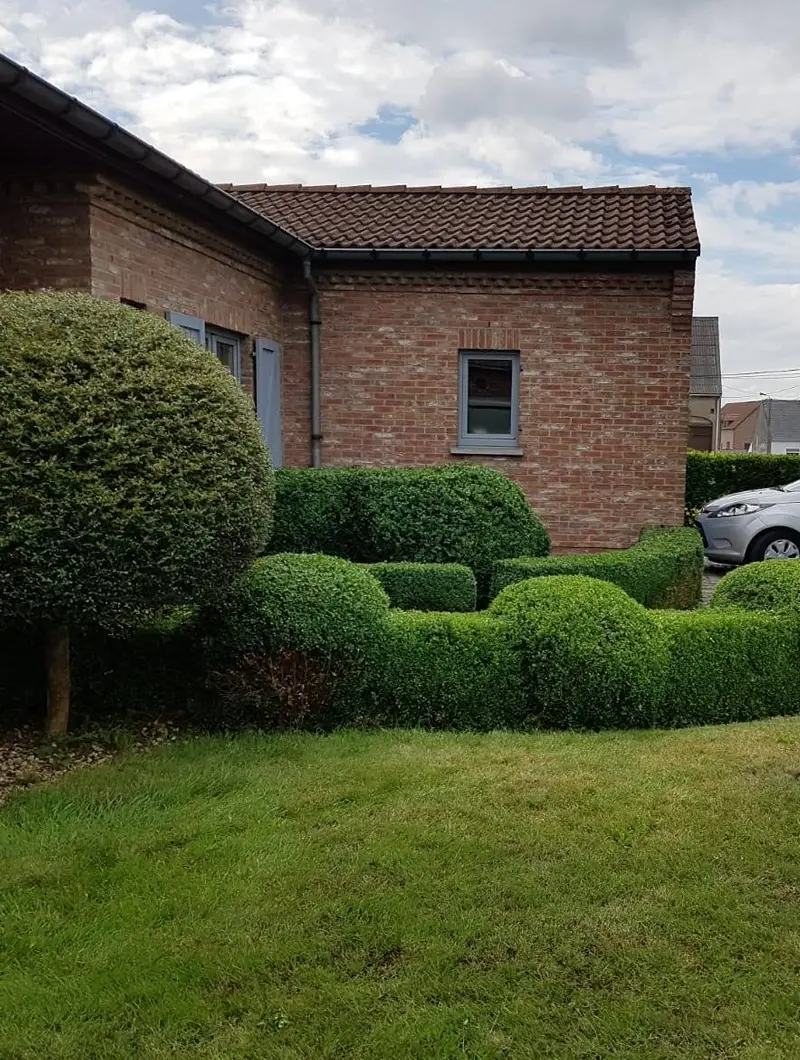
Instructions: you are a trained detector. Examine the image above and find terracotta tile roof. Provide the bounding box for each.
[218,183,700,253]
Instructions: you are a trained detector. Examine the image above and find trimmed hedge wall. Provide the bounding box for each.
[366,610,527,731]
[490,527,703,609]
[364,563,477,612]
[270,465,550,598]
[710,562,800,616]
[653,610,800,727]
[686,450,800,513]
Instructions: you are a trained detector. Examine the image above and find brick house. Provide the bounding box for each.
[0,53,700,552]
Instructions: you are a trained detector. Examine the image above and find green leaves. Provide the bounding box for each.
[269,465,550,602]
[686,450,800,511]
[0,293,274,628]
[491,527,704,609]
[363,563,477,612]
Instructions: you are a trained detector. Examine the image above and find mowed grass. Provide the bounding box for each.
[3,724,800,1059]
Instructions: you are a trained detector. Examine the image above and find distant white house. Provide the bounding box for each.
[751,399,800,455]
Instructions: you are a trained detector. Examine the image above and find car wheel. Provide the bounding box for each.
[748,529,800,562]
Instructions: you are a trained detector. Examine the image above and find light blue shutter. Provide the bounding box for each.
[166,311,205,346]
[254,338,283,469]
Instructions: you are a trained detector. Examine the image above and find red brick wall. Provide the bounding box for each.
[87,174,285,397]
[0,175,91,292]
[282,268,694,553]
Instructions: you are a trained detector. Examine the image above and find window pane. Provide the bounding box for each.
[468,358,512,403]
[466,358,513,436]
[468,404,512,435]
[215,340,236,374]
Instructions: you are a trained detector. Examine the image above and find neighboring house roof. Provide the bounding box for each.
[760,399,800,441]
[220,183,701,259]
[721,400,760,429]
[690,316,721,398]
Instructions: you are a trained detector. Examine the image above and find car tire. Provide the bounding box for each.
[747,528,800,563]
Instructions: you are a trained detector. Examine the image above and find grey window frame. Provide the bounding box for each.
[206,326,242,382]
[457,350,521,450]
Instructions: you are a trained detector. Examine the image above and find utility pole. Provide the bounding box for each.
[760,393,772,454]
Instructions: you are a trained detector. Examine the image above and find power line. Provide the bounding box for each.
[723,368,800,378]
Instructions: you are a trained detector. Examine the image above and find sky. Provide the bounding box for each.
[1,0,799,403]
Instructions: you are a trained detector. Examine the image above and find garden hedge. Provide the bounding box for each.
[364,610,527,731]
[709,561,800,616]
[489,575,668,729]
[490,527,703,609]
[269,465,550,598]
[653,610,800,727]
[686,450,800,514]
[363,562,477,612]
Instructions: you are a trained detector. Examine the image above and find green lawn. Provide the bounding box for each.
[3,723,800,1059]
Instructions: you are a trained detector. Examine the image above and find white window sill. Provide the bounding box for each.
[450,446,524,457]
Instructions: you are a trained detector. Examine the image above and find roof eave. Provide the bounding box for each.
[312,246,700,264]
[0,53,315,259]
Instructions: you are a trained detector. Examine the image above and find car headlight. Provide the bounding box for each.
[715,502,774,518]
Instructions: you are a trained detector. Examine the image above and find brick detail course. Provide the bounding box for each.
[87,175,285,397]
[0,175,92,292]
[280,267,694,553]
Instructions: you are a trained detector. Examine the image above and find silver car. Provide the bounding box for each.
[696,479,800,564]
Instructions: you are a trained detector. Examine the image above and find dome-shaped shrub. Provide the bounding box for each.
[710,562,800,616]
[0,292,274,731]
[206,554,390,730]
[213,553,390,659]
[490,575,666,729]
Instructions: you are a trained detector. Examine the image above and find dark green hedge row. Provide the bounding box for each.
[269,465,550,599]
[490,527,703,609]
[6,553,800,734]
[363,562,477,612]
[686,450,800,513]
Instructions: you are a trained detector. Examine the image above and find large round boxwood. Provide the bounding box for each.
[710,562,800,616]
[490,575,667,730]
[0,292,274,731]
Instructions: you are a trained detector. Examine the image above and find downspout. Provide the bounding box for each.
[303,260,322,468]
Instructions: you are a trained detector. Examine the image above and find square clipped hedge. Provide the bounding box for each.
[363,563,477,612]
[490,527,703,610]
[686,450,800,513]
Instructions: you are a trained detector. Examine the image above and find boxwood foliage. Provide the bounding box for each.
[363,610,527,731]
[490,575,667,730]
[269,465,550,600]
[364,562,477,612]
[686,450,800,513]
[0,292,274,628]
[653,610,800,727]
[208,553,390,660]
[490,527,703,609]
[709,562,800,616]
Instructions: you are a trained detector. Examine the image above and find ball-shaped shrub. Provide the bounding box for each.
[490,575,666,729]
[710,562,800,616]
[0,292,274,729]
[359,465,550,598]
[212,553,391,660]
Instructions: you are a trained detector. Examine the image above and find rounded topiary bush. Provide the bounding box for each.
[212,553,391,659]
[710,562,800,616]
[0,292,274,730]
[359,465,550,599]
[490,575,666,729]
[206,554,390,730]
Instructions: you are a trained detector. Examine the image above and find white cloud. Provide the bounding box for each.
[2,0,800,385]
